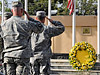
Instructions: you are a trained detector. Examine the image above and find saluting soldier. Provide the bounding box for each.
[0,12,12,54]
[0,12,12,58]
[28,11,65,75]
[0,12,12,75]
[1,1,43,75]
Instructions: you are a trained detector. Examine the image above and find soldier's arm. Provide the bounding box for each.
[23,10,44,33]
[27,19,44,34]
[23,10,36,22]
[46,17,65,37]
[23,9,30,19]
[24,10,42,25]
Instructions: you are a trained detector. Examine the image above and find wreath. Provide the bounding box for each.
[69,41,97,70]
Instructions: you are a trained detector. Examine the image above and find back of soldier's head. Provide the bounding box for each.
[36,11,46,21]
[12,1,23,16]
[4,12,12,20]
[12,1,23,8]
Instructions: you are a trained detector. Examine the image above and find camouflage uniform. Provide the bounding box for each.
[0,12,12,55]
[4,12,12,20]
[0,12,12,75]
[30,12,65,75]
[1,1,44,75]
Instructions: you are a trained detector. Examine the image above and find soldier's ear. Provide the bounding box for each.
[21,9,23,13]
[11,9,13,13]
[36,17,38,20]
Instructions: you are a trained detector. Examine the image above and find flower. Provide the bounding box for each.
[69,41,97,70]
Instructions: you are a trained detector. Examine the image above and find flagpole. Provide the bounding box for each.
[25,0,28,20]
[2,0,4,22]
[97,0,100,61]
[48,0,51,26]
[72,0,76,46]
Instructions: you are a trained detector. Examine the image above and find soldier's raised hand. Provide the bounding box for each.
[45,17,53,23]
[23,9,30,19]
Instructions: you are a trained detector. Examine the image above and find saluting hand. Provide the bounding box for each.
[23,9,27,15]
[45,17,53,23]
[22,9,30,19]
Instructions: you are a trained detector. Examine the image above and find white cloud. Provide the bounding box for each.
[0,0,19,8]
[0,0,18,3]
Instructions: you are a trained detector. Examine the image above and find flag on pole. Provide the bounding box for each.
[67,0,74,15]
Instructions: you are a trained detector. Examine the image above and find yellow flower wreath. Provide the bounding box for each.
[69,42,97,70]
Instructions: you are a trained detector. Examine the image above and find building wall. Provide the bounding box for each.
[52,26,97,53]
[49,16,97,53]
[0,16,97,54]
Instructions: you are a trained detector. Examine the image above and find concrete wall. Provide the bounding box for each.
[0,16,97,54]
[48,16,97,53]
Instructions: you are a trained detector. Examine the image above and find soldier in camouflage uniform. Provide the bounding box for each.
[1,1,44,75]
[28,11,65,75]
[0,12,12,75]
[0,12,12,57]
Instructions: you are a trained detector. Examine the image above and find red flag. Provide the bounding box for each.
[67,0,74,15]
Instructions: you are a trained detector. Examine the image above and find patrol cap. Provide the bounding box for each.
[4,12,12,17]
[12,1,23,8]
[36,11,46,18]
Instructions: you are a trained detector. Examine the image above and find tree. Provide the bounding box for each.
[0,1,2,12]
[21,0,58,15]
[21,0,97,15]
[0,0,11,13]
[76,0,97,15]
[56,0,69,15]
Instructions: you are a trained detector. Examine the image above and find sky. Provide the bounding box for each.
[0,0,18,8]
[0,0,19,14]
[0,0,18,3]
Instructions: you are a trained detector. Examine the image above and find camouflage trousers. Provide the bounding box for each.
[30,57,50,75]
[3,57,30,75]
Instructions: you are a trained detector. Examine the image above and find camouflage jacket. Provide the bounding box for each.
[30,18,65,59]
[1,16,44,58]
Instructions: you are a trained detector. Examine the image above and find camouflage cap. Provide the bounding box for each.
[4,12,12,17]
[12,1,23,8]
[36,11,46,18]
